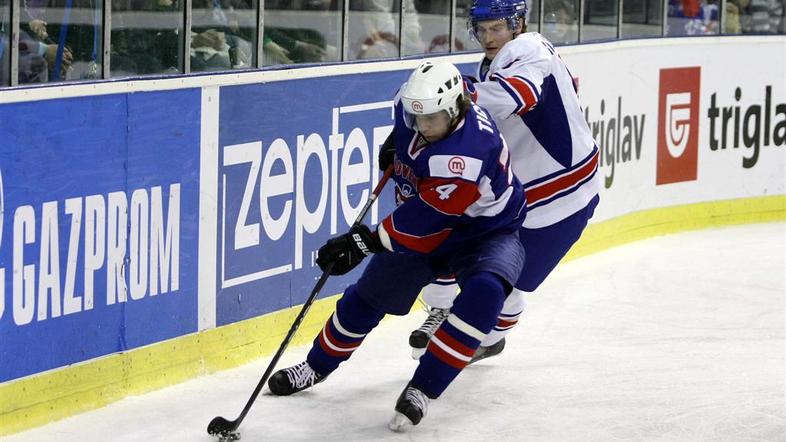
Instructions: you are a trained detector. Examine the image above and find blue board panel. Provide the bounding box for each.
[0,89,201,382]
[215,71,416,325]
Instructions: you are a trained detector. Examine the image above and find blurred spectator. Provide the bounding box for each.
[544,0,578,43]
[21,0,48,40]
[18,30,51,83]
[264,27,326,64]
[263,1,334,65]
[190,0,256,71]
[410,0,451,55]
[11,0,69,83]
[27,0,100,80]
[451,0,482,52]
[111,0,181,76]
[350,0,424,59]
[667,0,719,35]
[725,0,745,33]
[18,0,77,82]
[740,0,784,33]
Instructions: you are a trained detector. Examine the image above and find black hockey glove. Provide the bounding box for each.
[379,132,396,171]
[316,224,385,275]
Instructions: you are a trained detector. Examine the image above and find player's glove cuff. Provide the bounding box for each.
[348,224,384,256]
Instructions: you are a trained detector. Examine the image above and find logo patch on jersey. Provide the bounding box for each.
[412,101,424,113]
[429,155,482,181]
[657,67,701,185]
[448,156,466,175]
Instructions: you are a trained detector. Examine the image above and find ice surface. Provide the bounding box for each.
[7,223,785,442]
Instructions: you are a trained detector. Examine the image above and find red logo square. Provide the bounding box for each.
[657,67,701,185]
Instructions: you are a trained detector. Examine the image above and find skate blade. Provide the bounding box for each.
[388,411,414,432]
[410,347,426,360]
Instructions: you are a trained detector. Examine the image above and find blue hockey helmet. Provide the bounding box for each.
[468,0,529,40]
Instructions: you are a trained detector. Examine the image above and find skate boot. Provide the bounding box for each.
[268,361,327,396]
[388,384,430,432]
[468,337,506,365]
[409,307,450,359]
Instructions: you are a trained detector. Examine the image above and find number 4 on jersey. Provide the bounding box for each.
[435,183,458,200]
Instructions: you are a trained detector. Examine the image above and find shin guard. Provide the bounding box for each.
[410,272,507,398]
[306,285,385,376]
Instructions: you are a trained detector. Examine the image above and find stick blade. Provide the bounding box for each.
[207,415,238,436]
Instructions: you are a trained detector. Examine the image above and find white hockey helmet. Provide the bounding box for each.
[400,61,464,130]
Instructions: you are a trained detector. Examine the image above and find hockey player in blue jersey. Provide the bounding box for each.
[403,0,601,361]
[267,60,527,431]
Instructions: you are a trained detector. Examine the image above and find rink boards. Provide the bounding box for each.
[0,35,784,435]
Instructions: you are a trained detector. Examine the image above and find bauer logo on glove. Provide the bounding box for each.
[316,224,384,275]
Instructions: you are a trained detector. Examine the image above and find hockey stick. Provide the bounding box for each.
[207,164,395,441]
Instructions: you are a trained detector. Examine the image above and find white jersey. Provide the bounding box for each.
[473,32,601,229]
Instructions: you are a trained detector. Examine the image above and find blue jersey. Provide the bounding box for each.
[377,100,526,255]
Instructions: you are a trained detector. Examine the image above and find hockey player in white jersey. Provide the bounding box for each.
[404,0,601,360]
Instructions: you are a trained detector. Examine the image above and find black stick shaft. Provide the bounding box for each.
[211,165,394,435]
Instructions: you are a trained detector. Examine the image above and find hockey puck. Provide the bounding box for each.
[217,431,240,442]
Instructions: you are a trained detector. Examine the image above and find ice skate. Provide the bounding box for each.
[267,361,326,396]
[468,337,506,364]
[409,307,450,359]
[388,384,430,432]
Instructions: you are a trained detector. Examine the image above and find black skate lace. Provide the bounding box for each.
[285,362,320,389]
[417,308,450,336]
[405,387,429,417]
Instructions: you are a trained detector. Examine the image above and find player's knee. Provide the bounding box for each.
[455,272,508,324]
[463,271,508,296]
[337,285,386,329]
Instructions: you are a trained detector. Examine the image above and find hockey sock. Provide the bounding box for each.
[410,271,507,398]
[481,288,527,347]
[420,277,459,309]
[306,284,385,376]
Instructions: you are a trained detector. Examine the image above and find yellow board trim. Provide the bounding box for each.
[1,194,784,436]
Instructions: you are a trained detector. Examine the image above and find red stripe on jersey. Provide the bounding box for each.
[382,216,453,254]
[418,177,480,216]
[426,340,469,370]
[504,76,538,114]
[409,133,428,158]
[526,150,599,205]
[497,318,518,329]
[434,328,476,358]
[323,319,361,350]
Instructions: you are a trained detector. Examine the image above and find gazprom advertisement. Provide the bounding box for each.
[214,72,411,325]
[0,90,202,382]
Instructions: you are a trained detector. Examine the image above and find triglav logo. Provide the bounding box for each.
[657,67,701,185]
[665,92,692,158]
